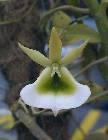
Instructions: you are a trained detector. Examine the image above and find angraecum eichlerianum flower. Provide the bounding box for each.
[18,27,91,116]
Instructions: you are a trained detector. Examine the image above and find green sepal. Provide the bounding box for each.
[18,43,50,67]
[49,27,62,63]
[61,40,88,65]
[59,24,100,45]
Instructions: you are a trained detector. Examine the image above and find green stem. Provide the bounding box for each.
[85,0,108,86]
[40,5,89,25]
[85,0,108,54]
[16,109,52,140]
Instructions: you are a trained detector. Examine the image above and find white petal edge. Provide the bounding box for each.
[55,82,91,110]
[20,83,57,115]
[20,82,91,116]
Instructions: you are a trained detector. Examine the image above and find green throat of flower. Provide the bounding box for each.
[36,68,76,95]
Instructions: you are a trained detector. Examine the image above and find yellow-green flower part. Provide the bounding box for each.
[19,27,91,116]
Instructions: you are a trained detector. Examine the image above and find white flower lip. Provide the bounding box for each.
[20,67,91,116]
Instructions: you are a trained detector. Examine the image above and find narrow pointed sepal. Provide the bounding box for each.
[61,40,88,65]
[18,42,50,67]
[49,27,62,63]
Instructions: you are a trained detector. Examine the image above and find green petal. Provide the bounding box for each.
[49,27,62,63]
[61,40,88,65]
[60,24,100,45]
[18,43,50,67]
[36,67,76,95]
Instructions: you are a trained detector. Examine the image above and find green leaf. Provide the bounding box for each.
[49,27,62,63]
[52,11,72,28]
[61,41,88,65]
[59,24,101,45]
[18,43,50,67]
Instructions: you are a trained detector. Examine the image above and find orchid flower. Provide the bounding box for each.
[19,27,91,116]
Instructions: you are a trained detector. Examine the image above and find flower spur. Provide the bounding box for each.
[19,27,91,116]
